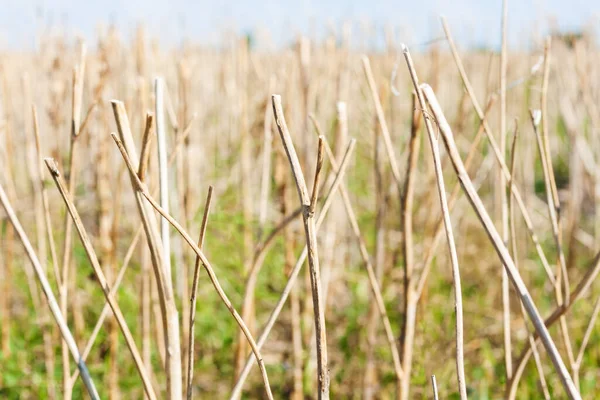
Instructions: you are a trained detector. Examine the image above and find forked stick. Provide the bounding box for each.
[111,133,274,400]
[230,138,356,399]
[272,94,329,399]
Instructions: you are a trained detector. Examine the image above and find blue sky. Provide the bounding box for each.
[1,0,598,50]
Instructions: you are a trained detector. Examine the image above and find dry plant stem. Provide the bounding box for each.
[272,94,329,399]
[431,375,439,400]
[573,295,600,389]
[186,186,213,400]
[420,83,581,400]
[440,16,556,285]
[507,124,551,400]
[139,112,154,181]
[403,46,467,400]
[230,139,356,400]
[275,140,303,400]
[61,48,86,397]
[0,183,100,400]
[111,133,274,400]
[311,117,404,382]
[155,78,172,284]
[499,0,512,381]
[45,159,157,400]
[361,56,402,188]
[111,100,181,400]
[399,92,422,400]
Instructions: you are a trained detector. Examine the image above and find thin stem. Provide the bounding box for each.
[399,91,422,400]
[403,45,467,400]
[186,186,213,400]
[138,112,154,181]
[499,0,512,381]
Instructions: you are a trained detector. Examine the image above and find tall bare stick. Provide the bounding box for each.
[60,45,87,398]
[186,186,213,400]
[499,0,513,382]
[398,92,422,400]
[420,83,581,400]
[403,45,467,400]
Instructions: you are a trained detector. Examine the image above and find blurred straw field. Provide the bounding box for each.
[0,14,599,400]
